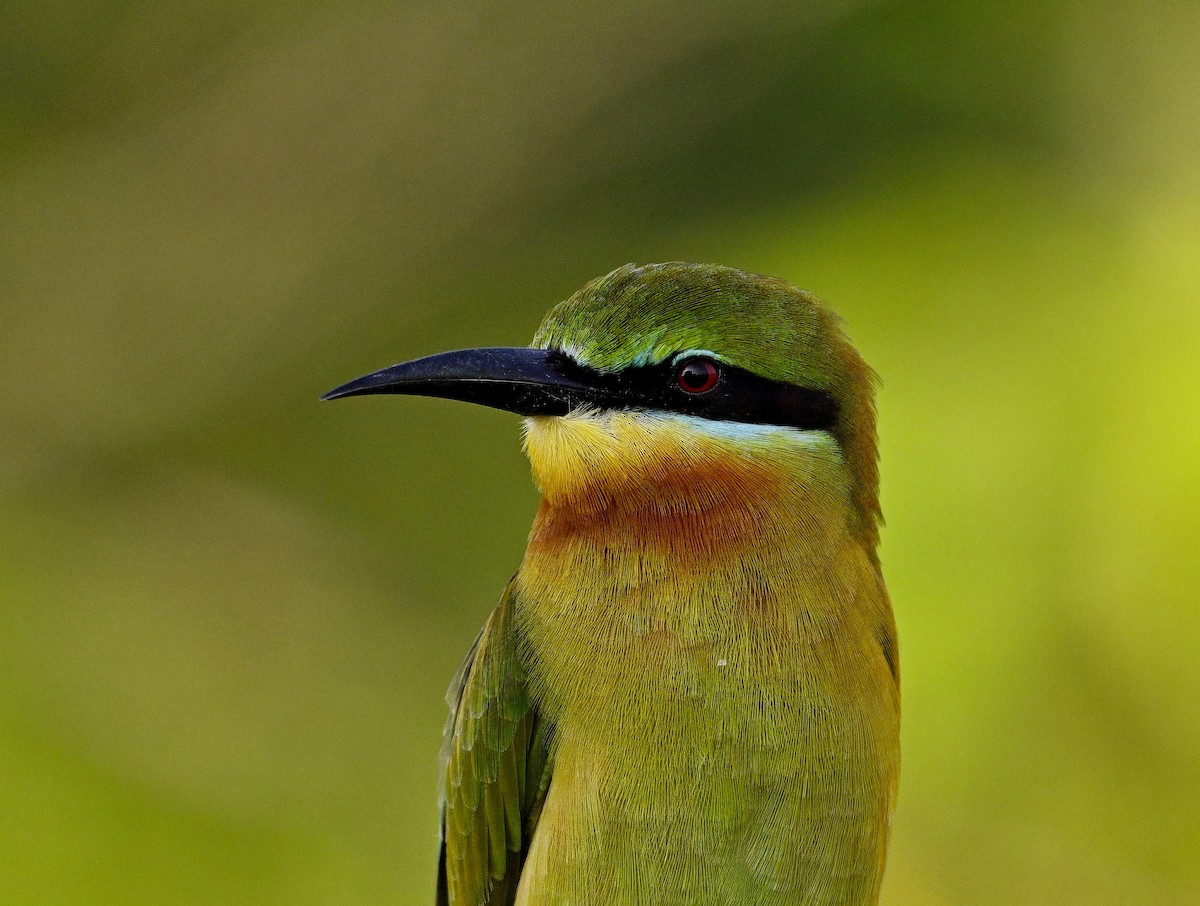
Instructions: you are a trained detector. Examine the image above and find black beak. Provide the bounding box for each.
[321,347,603,416]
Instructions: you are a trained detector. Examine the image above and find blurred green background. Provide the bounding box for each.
[2,1,1198,903]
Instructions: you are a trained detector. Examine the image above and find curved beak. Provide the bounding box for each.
[321,347,603,416]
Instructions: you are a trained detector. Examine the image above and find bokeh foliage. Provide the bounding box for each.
[2,1,1198,903]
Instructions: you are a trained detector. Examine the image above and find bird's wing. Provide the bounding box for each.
[437,580,554,906]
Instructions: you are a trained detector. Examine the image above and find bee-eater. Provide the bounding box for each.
[324,263,899,905]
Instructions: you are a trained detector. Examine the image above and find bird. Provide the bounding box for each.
[323,262,900,905]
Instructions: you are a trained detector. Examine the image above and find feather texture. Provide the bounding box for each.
[435,263,898,904]
[439,582,554,905]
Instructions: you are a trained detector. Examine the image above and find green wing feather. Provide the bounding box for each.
[437,581,554,906]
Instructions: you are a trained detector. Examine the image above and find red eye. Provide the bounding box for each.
[675,358,720,394]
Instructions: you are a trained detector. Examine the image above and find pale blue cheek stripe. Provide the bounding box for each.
[648,412,837,450]
[526,410,839,455]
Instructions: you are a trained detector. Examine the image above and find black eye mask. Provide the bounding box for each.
[323,346,839,433]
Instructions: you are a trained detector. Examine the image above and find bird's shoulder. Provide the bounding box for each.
[438,580,554,906]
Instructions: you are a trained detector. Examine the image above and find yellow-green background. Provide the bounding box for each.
[3,2,1197,903]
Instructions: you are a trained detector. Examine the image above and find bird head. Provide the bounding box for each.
[324,262,880,550]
